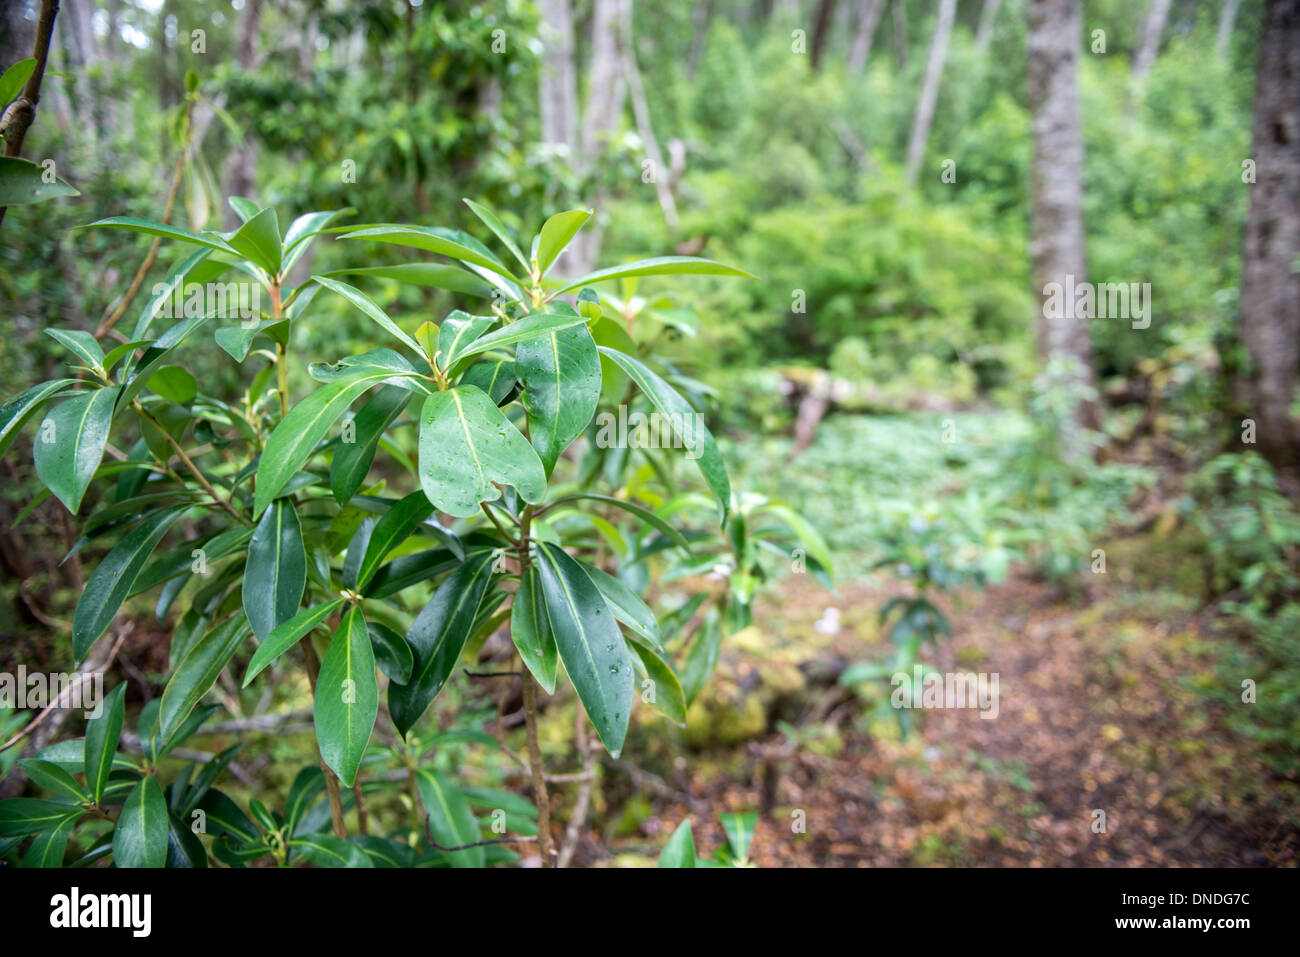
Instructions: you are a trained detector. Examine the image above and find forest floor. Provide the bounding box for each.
[586,569,1299,868]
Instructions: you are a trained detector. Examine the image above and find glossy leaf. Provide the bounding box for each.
[658,819,696,868]
[243,499,307,641]
[83,683,127,804]
[317,263,492,298]
[113,776,169,868]
[0,156,79,206]
[555,255,755,295]
[0,379,77,459]
[291,834,373,868]
[159,613,249,740]
[226,207,281,275]
[534,541,633,755]
[417,386,546,518]
[535,208,591,275]
[586,565,662,647]
[389,550,495,736]
[597,347,731,524]
[72,507,187,660]
[330,385,410,504]
[33,386,119,514]
[312,276,424,356]
[510,567,558,693]
[463,197,528,270]
[242,598,345,686]
[517,322,600,474]
[415,768,484,867]
[355,490,433,590]
[313,605,377,787]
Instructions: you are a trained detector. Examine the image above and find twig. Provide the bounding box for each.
[0,0,60,229]
[93,96,195,338]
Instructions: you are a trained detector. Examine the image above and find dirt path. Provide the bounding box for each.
[599,571,1298,867]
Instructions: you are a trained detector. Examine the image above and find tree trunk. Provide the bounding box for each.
[891,0,908,71]
[1027,0,1101,435]
[847,0,886,72]
[810,0,839,71]
[565,0,628,281]
[538,0,580,155]
[975,0,1003,54]
[1238,0,1300,470]
[1216,0,1241,58]
[221,0,265,229]
[623,2,678,233]
[1131,0,1171,79]
[903,0,956,186]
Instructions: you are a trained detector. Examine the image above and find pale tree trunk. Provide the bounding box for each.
[1131,0,1171,79]
[847,0,886,72]
[222,0,265,229]
[564,0,628,281]
[810,0,838,70]
[1216,0,1240,57]
[903,0,956,186]
[538,0,579,155]
[975,0,1003,54]
[1028,0,1100,434]
[1238,0,1300,470]
[892,0,908,71]
[623,2,678,233]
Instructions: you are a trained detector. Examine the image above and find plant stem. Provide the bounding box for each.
[271,283,289,418]
[516,503,554,866]
[522,677,553,868]
[0,0,59,229]
[132,402,247,524]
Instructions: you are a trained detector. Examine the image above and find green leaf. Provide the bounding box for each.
[159,613,249,740]
[113,776,169,868]
[312,276,424,356]
[129,249,213,340]
[227,196,260,222]
[243,598,345,686]
[78,216,237,256]
[389,551,495,736]
[415,768,484,867]
[719,811,757,862]
[73,507,187,660]
[629,639,686,725]
[33,386,120,513]
[356,490,433,590]
[226,206,282,276]
[44,329,104,370]
[534,541,633,755]
[367,621,413,685]
[281,208,351,274]
[149,365,198,404]
[341,224,517,279]
[0,379,77,459]
[586,565,662,647]
[510,567,558,693]
[555,256,755,295]
[459,359,516,405]
[290,834,373,868]
[21,812,80,867]
[330,385,410,504]
[17,759,87,803]
[449,311,587,367]
[253,372,395,516]
[0,799,81,837]
[535,208,591,276]
[313,605,377,787]
[0,157,79,206]
[547,493,692,555]
[463,198,528,270]
[243,499,307,641]
[679,608,722,705]
[597,347,731,524]
[83,683,126,805]
[0,58,36,107]
[658,819,696,867]
[165,812,209,868]
[417,386,546,518]
[517,322,600,474]
[753,501,834,575]
[437,311,496,370]
[317,263,492,298]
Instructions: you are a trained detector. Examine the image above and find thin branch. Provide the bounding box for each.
[0,0,60,228]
